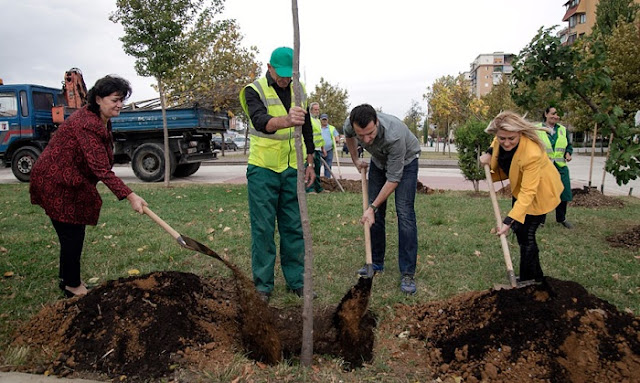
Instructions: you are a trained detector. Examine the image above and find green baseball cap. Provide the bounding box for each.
[270,47,293,77]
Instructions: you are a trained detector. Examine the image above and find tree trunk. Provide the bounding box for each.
[158,79,171,188]
[588,122,597,187]
[291,0,314,367]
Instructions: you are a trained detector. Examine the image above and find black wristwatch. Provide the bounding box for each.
[369,203,378,213]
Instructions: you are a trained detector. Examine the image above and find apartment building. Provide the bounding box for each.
[466,52,515,98]
[559,0,640,45]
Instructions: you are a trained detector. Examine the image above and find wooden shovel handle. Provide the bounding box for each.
[484,164,517,288]
[361,168,373,266]
[143,206,181,240]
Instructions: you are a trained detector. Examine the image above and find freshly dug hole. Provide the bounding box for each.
[12,271,376,380]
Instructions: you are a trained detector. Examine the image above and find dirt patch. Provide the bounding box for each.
[9,274,640,381]
[571,187,625,208]
[606,224,640,249]
[11,271,376,380]
[320,177,440,194]
[380,277,640,382]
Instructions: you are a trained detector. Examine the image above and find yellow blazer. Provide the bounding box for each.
[489,135,563,223]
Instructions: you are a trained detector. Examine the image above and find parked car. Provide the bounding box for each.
[212,136,238,151]
[233,136,249,149]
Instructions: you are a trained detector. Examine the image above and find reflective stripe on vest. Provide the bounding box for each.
[311,117,324,150]
[537,123,568,167]
[239,77,307,172]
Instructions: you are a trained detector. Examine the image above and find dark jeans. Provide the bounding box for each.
[51,219,86,288]
[513,214,545,282]
[368,158,418,276]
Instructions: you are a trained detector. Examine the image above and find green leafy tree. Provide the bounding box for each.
[481,75,520,119]
[454,119,492,192]
[511,26,639,185]
[309,78,349,132]
[403,100,424,139]
[425,74,474,153]
[111,0,221,186]
[162,19,261,117]
[595,0,640,36]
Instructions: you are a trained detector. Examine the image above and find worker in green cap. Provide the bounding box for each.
[239,46,316,303]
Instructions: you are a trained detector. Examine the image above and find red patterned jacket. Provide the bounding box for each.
[30,107,132,225]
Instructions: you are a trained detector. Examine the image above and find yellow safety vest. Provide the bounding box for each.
[311,117,324,150]
[537,123,568,168]
[239,77,307,172]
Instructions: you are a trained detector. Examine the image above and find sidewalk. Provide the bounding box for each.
[0,373,100,383]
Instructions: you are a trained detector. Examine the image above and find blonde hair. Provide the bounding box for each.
[485,111,547,150]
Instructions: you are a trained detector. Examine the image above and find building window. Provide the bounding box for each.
[569,15,577,28]
[570,0,579,7]
[579,14,586,24]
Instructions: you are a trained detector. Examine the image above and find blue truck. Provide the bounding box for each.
[0,82,228,182]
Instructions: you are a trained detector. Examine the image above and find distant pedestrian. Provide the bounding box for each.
[320,113,340,178]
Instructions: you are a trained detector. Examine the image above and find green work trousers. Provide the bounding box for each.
[247,165,305,293]
[305,151,324,193]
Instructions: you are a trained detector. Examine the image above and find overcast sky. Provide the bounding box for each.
[1,0,566,119]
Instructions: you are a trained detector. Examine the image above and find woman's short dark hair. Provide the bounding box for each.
[87,75,132,115]
[542,106,555,122]
[349,104,377,129]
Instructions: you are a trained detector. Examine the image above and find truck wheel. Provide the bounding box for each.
[131,143,176,182]
[11,146,41,182]
[173,162,201,178]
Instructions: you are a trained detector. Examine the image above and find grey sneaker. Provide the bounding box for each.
[400,275,416,295]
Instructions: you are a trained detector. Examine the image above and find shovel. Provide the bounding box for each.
[483,164,519,289]
[142,206,283,364]
[359,167,374,278]
[319,155,344,192]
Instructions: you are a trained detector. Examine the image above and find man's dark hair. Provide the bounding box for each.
[87,75,132,115]
[350,104,377,129]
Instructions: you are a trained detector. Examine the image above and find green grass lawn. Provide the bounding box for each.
[1,183,638,365]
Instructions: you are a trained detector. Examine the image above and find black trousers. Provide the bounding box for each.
[541,200,568,224]
[512,214,545,282]
[51,219,86,288]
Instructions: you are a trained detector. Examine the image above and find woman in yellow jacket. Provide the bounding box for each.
[480,111,563,282]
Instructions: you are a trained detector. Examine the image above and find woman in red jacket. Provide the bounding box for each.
[30,75,147,298]
[480,111,563,282]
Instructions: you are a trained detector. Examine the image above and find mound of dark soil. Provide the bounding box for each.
[607,224,640,249]
[11,271,376,381]
[381,277,640,382]
[571,187,625,208]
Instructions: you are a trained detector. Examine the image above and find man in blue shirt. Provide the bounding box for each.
[320,113,339,178]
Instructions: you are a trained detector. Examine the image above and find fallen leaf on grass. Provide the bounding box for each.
[0,246,8,253]
[3,271,14,278]
[218,208,224,213]
[128,269,140,276]
[87,277,100,284]
[256,362,267,370]
[207,228,215,234]
[223,227,231,233]
[103,235,113,239]
[474,250,482,257]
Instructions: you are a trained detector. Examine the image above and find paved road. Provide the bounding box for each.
[1,149,637,197]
